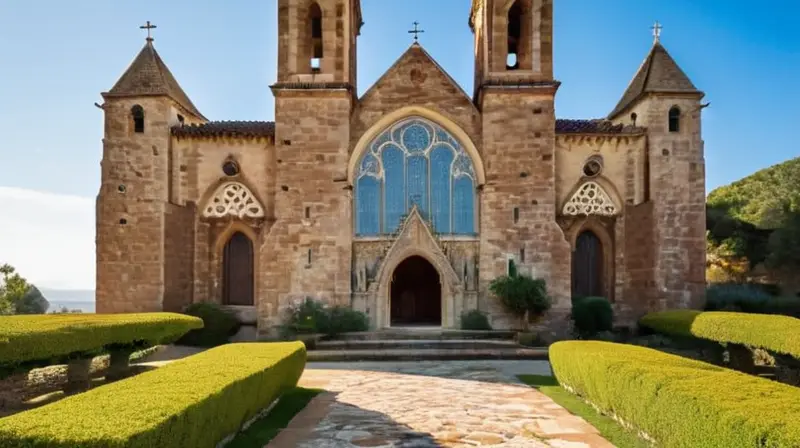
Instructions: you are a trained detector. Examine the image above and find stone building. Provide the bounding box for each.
[95,0,706,336]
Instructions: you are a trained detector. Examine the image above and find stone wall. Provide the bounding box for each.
[263,89,354,332]
[96,97,177,313]
[163,202,195,311]
[637,96,706,311]
[478,89,571,332]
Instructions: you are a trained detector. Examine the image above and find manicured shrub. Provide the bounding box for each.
[489,272,551,330]
[460,309,492,331]
[177,302,241,347]
[550,340,800,447]
[763,295,800,318]
[640,310,800,359]
[280,298,369,338]
[0,313,203,368]
[319,306,370,336]
[570,296,613,338]
[282,298,328,336]
[0,342,306,448]
[705,283,771,312]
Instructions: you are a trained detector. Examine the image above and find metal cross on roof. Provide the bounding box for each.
[651,21,663,42]
[408,21,424,42]
[140,21,157,42]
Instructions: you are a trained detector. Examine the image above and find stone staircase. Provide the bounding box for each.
[305,328,548,362]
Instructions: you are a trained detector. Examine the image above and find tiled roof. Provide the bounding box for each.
[555,119,644,135]
[104,41,206,120]
[171,121,275,139]
[608,41,702,119]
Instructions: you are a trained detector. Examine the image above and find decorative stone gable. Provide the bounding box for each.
[202,182,265,219]
[366,206,465,328]
[562,181,618,217]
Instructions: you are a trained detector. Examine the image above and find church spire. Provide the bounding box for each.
[607,23,702,119]
[102,24,206,120]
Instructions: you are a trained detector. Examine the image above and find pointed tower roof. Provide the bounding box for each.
[103,40,206,120]
[607,40,702,119]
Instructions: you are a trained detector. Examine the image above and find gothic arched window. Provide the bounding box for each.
[668,106,681,132]
[354,117,478,236]
[131,105,145,133]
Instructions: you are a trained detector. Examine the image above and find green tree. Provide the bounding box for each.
[766,210,800,273]
[489,260,551,331]
[0,264,49,315]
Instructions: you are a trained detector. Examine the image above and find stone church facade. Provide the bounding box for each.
[96,0,707,336]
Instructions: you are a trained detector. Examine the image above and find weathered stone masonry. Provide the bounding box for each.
[95,0,706,336]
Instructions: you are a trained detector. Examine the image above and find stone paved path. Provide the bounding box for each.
[270,361,614,448]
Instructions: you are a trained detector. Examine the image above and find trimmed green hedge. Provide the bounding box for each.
[550,341,800,447]
[0,342,307,448]
[640,310,800,358]
[0,313,203,367]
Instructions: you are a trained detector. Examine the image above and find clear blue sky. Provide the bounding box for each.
[1,0,798,197]
[0,1,798,289]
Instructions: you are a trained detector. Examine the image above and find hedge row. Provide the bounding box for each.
[0,313,203,367]
[550,341,800,447]
[0,342,307,448]
[639,310,800,358]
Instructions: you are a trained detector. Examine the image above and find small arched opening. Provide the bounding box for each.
[309,2,323,71]
[572,230,604,299]
[222,231,254,306]
[390,255,441,326]
[506,1,522,70]
[668,106,681,133]
[131,105,145,133]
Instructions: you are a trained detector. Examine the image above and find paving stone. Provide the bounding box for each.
[274,361,612,448]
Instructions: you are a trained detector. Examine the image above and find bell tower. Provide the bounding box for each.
[276,0,362,89]
[470,0,554,99]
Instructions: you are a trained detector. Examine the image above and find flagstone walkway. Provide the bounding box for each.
[269,360,613,448]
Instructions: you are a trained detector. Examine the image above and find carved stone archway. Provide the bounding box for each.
[370,207,464,328]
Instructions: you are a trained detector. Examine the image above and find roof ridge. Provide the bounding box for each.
[607,40,701,119]
[104,41,207,120]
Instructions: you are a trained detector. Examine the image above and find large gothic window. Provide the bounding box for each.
[354,117,478,236]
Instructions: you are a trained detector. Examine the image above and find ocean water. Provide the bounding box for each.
[48,301,95,313]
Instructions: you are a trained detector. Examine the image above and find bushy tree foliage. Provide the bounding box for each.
[0,264,48,315]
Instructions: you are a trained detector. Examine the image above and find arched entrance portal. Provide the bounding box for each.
[390,256,441,326]
[572,230,604,298]
[222,231,254,306]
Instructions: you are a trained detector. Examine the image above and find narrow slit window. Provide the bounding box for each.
[506,1,522,70]
[520,248,526,263]
[131,105,145,133]
[513,207,520,223]
[305,206,311,219]
[307,248,312,265]
[310,2,323,71]
[668,106,681,132]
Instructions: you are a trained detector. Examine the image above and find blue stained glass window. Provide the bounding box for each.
[354,117,478,236]
[430,145,454,233]
[355,176,380,235]
[406,155,428,215]
[453,176,475,234]
[383,145,405,233]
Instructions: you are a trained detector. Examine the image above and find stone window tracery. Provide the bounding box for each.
[354,117,478,236]
[562,181,618,216]
[203,182,265,219]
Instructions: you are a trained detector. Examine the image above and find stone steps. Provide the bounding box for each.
[315,339,521,351]
[331,329,518,341]
[306,347,548,362]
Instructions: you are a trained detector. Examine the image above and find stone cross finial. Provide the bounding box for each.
[651,21,662,42]
[408,21,425,42]
[140,21,157,42]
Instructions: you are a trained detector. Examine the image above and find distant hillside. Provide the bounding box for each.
[707,157,800,229]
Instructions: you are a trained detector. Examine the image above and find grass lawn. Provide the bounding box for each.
[518,375,650,448]
[227,387,323,448]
